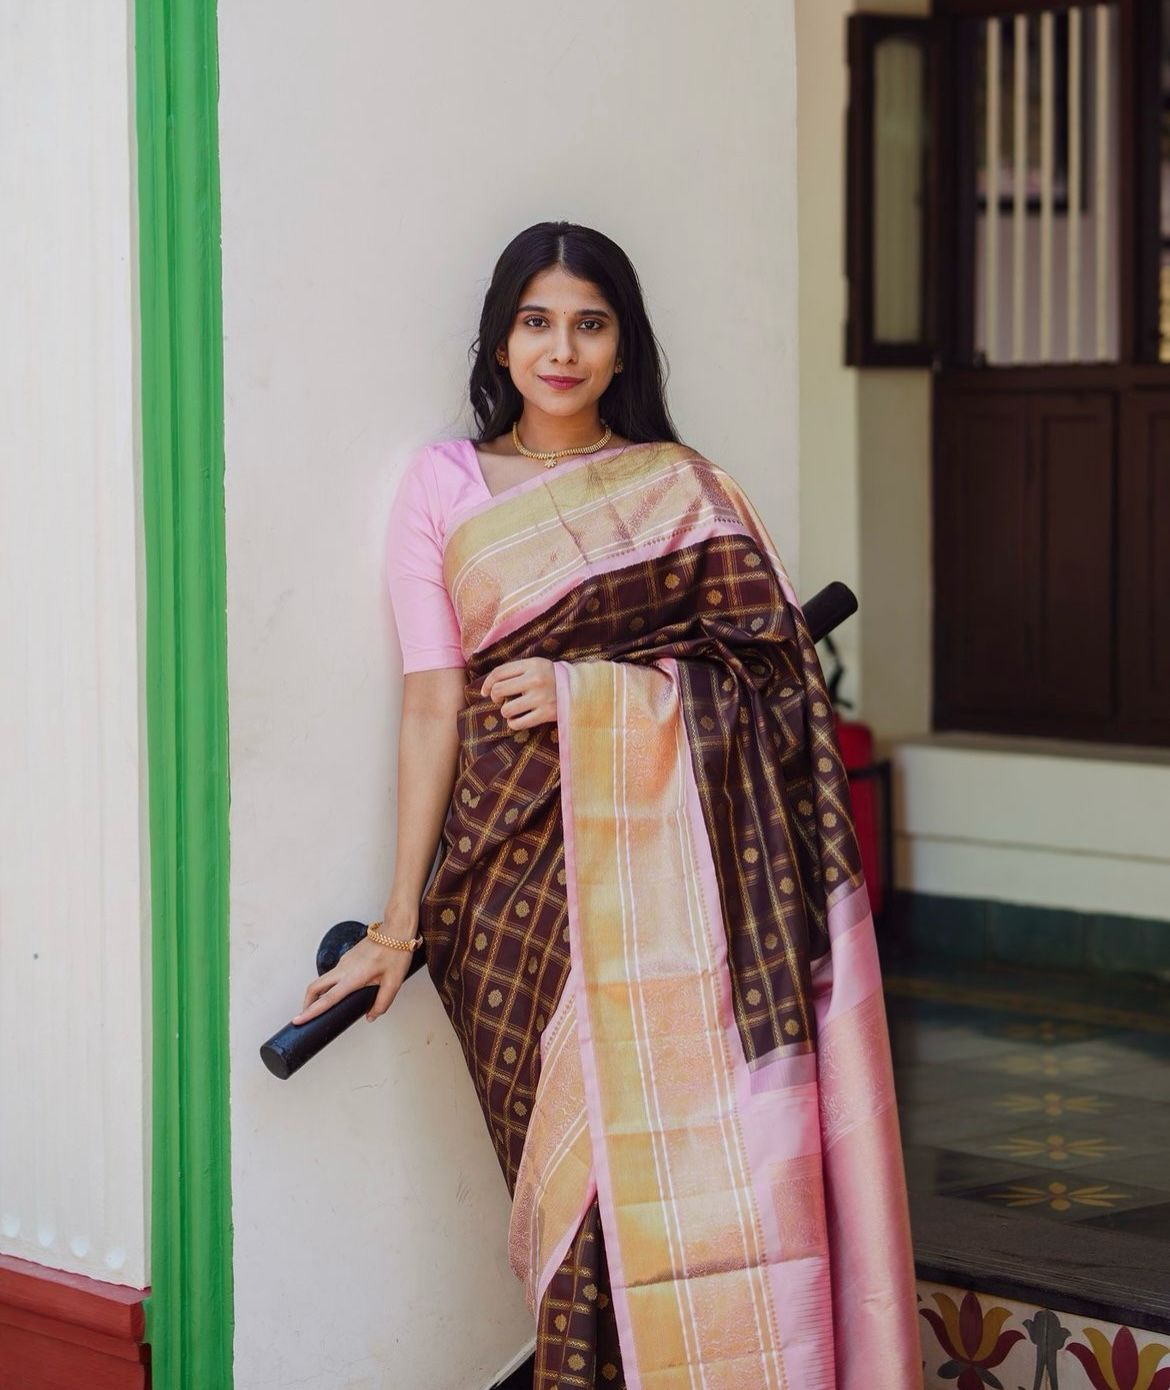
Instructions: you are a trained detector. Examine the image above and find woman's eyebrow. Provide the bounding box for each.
[517,303,613,318]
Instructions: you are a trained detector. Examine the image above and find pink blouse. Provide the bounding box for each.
[383,437,489,673]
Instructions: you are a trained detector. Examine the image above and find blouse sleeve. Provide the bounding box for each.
[383,445,467,673]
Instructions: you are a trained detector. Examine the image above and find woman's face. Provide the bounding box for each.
[498,265,621,422]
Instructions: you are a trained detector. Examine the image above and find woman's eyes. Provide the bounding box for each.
[522,316,604,331]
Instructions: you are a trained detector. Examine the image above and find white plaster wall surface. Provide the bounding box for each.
[796,0,862,713]
[218,4,799,1387]
[858,369,933,741]
[851,0,933,743]
[894,737,1170,919]
[0,2,149,1286]
[794,0,933,737]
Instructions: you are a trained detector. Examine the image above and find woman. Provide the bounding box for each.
[294,221,922,1390]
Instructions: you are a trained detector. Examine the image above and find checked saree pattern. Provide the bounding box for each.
[415,442,921,1390]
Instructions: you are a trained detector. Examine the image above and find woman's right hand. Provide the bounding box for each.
[292,915,420,1025]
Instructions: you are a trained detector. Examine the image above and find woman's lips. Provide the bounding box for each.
[538,375,585,390]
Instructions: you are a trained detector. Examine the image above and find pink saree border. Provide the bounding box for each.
[471,515,754,658]
[668,655,837,1390]
[552,656,641,1372]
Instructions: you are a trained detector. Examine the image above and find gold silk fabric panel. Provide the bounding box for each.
[555,655,788,1389]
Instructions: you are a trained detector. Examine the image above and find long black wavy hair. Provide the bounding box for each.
[468,221,681,446]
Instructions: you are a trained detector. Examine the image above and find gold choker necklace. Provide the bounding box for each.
[512,420,613,468]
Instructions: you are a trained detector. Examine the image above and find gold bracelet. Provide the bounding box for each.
[367,920,423,952]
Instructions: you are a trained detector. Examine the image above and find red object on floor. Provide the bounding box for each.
[834,714,886,919]
[0,1253,149,1390]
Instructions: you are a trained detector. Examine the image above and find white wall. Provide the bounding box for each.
[0,1,149,1288]
[796,0,862,713]
[795,0,933,733]
[217,4,800,1388]
[896,736,1170,920]
[852,0,934,744]
[857,369,933,740]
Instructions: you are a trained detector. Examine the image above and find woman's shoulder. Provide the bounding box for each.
[395,437,476,489]
[661,437,721,474]
[394,437,483,539]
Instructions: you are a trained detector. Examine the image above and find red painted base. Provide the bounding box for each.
[0,1254,149,1390]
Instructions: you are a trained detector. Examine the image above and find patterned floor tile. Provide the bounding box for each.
[897,1096,1042,1147]
[888,948,1170,1323]
[1088,1061,1170,1104]
[893,1062,1017,1106]
[901,1145,1043,1196]
[949,1047,1120,1084]
[1062,1151,1170,1198]
[937,1120,1169,1172]
[947,1167,1166,1224]
[1075,1200,1170,1240]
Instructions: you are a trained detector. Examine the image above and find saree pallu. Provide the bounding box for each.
[419,441,921,1390]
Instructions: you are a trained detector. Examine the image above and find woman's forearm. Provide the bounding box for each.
[385,700,461,917]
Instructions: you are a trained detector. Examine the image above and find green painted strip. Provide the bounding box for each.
[134,0,233,1384]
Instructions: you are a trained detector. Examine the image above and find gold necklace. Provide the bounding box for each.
[512,419,613,468]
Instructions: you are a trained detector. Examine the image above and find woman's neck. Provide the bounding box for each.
[511,409,610,456]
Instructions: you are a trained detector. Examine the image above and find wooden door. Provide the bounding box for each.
[1118,390,1170,742]
[934,384,1115,736]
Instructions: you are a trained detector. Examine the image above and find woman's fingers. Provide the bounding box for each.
[481,660,528,698]
[292,974,343,1025]
[489,676,532,703]
[294,948,410,1026]
[500,691,539,717]
[301,972,335,1011]
[502,692,557,727]
[366,978,398,1022]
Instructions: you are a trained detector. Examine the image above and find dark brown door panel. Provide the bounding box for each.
[935,387,1115,733]
[1028,394,1115,720]
[935,391,1031,718]
[1118,392,1170,737]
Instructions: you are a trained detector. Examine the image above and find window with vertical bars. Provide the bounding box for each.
[974,7,1120,366]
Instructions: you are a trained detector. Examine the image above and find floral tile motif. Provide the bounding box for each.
[940,1122,1167,1172]
[967,1050,1115,1082]
[986,1089,1132,1121]
[918,1285,1023,1388]
[978,1130,1126,1169]
[917,1279,1170,1390]
[950,1169,1164,1221]
[980,1179,1134,1214]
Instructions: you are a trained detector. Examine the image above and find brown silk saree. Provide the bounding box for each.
[418,440,921,1389]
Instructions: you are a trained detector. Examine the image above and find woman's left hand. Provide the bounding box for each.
[481,657,558,729]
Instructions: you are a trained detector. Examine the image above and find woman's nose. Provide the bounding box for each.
[549,329,577,363]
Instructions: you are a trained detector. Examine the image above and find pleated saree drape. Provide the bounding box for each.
[418,441,922,1390]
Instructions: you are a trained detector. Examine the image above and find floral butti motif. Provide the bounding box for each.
[919,1289,1024,1389]
[1067,1326,1170,1390]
